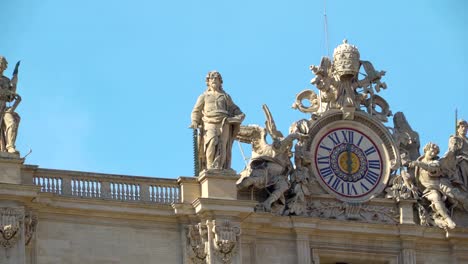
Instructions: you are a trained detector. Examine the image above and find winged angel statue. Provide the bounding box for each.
[236,105,307,213]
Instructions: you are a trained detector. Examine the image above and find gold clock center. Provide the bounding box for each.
[337,152,360,174]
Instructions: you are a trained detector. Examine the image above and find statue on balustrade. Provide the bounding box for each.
[190,71,245,173]
[236,105,307,212]
[0,56,21,155]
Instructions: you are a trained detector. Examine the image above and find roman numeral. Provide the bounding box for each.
[368,160,381,170]
[356,135,364,146]
[317,156,329,164]
[327,132,341,146]
[346,182,358,195]
[364,169,380,185]
[331,177,342,191]
[319,144,332,152]
[364,146,376,156]
[341,130,354,144]
[319,166,333,178]
[360,181,370,191]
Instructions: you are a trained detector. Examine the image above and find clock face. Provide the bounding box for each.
[314,127,384,202]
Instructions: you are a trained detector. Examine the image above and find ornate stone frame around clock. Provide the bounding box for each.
[306,110,399,203]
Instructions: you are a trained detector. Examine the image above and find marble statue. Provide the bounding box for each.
[190,71,245,172]
[408,142,468,229]
[0,56,21,154]
[236,105,306,212]
[444,120,468,190]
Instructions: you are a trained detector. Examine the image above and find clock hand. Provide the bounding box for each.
[346,143,353,175]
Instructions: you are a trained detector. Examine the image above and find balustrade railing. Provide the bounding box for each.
[32,169,180,204]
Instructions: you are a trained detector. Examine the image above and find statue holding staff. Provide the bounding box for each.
[190,71,245,172]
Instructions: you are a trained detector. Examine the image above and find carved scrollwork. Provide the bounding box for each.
[292,89,320,114]
[212,220,240,264]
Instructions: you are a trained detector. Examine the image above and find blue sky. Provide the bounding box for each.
[2,0,467,178]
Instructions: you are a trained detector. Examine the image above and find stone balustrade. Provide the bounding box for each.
[31,168,180,204]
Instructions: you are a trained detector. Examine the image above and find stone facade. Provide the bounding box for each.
[0,162,467,264]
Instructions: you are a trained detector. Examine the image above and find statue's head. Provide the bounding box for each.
[206,71,223,91]
[333,39,360,79]
[457,119,468,137]
[0,56,7,73]
[423,142,439,158]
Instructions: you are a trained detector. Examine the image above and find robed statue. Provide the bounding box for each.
[190,71,245,173]
[0,56,21,154]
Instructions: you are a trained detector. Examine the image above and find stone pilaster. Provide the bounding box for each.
[400,239,416,264]
[294,229,311,264]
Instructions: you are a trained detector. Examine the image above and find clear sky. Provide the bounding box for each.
[2,0,467,178]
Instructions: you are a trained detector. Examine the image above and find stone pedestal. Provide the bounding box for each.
[178,177,200,204]
[198,169,238,200]
[0,153,24,185]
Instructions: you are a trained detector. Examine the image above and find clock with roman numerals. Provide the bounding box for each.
[309,115,395,203]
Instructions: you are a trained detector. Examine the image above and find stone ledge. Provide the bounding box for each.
[192,197,257,216]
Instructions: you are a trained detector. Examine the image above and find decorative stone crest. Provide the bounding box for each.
[212,220,240,264]
[0,207,23,250]
[295,39,389,121]
[187,223,209,264]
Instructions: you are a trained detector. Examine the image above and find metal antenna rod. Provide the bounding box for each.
[324,0,330,57]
